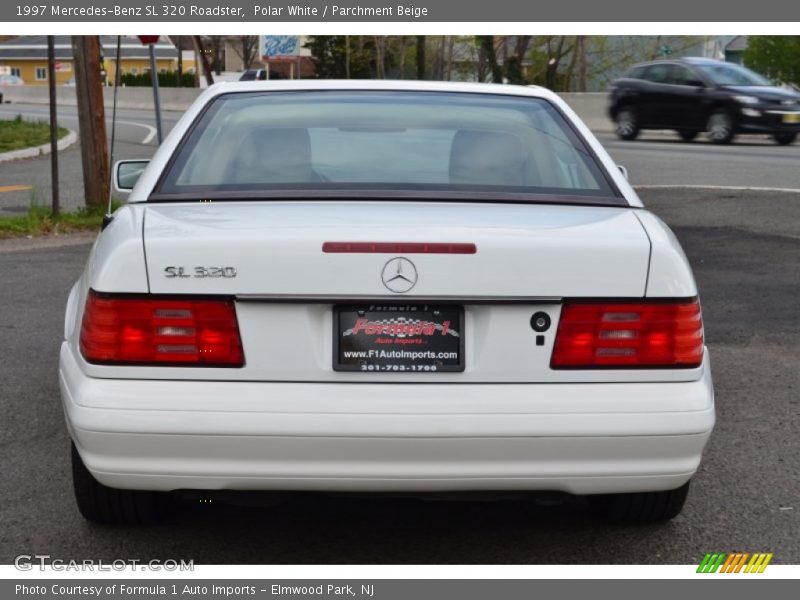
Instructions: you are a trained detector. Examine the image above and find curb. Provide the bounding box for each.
[0,128,78,163]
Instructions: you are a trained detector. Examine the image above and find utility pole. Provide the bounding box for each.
[46,36,60,217]
[72,36,109,210]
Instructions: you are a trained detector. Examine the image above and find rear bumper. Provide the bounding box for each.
[60,343,715,495]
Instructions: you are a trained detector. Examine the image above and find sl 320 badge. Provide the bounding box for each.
[164,266,237,279]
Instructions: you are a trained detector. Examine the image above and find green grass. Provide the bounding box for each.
[0,115,69,153]
[0,203,115,238]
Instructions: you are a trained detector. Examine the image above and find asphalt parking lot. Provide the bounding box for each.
[0,187,798,564]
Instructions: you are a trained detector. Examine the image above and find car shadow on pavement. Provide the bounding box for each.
[73,492,681,565]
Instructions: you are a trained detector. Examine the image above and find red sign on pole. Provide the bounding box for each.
[137,35,160,45]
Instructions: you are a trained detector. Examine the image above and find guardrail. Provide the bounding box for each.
[2,87,613,132]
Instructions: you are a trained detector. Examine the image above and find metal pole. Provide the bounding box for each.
[46,36,59,217]
[148,43,163,144]
[104,35,122,227]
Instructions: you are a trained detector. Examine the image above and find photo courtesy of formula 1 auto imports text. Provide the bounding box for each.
[0,0,798,597]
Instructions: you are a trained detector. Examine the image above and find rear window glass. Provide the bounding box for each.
[155,91,617,200]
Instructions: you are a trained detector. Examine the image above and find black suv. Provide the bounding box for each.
[609,57,800,145]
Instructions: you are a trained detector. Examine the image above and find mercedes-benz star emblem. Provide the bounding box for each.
[381,257,418,293]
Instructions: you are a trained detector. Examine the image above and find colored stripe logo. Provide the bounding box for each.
[697,552,773,573]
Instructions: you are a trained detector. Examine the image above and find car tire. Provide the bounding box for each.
[588,481,690,523]
[614,107,640,141]
[678,130,699,142]
[71,442,170,525]
[707,110,736,144]
[772,132,798,146]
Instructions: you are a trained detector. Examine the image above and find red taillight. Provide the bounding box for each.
[80,291,244,367]
[551,299,703,368]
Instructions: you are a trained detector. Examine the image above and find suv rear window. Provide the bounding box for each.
[154,91,619,203]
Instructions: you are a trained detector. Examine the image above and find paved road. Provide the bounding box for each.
[596,131,800,189]
[1,102,799,216]
[0,188,797,565]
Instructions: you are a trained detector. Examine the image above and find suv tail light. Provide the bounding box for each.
[80,291,244,367]
[551,299,703,368]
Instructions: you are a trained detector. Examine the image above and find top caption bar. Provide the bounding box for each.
[3,0,800,22]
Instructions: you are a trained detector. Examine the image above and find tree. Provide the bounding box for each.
[415,36,426,79]
[193,36,214,86]
[475,36,532,85]
[505,36,532,85]
[207,35,224,74]
[304,36,376,79]
[577,35,588,92]
[395,36,410,79]
[374,36,386,78]
[229,35,260,70]
[477,36,503,83]
[305,36,348,78]
[743,36,800,86]
[534,36,577,90]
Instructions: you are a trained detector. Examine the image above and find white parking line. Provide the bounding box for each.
[635,184,800,194]
[119,120,157,144]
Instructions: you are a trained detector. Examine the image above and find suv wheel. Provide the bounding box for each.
[71,442,170,525]
[678,130,699,142]
[707,110,735,144]
[615,107,640,141]
[773,132,797,146]
[589,481,690,523]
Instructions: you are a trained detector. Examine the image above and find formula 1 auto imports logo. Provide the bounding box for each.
[696,552,773,573]
[342,317,459,338]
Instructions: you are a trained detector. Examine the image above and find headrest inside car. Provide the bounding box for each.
[449,130,526,187]
[228,128,314,184]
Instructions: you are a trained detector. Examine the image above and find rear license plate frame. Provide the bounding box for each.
[333,304,465,373]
